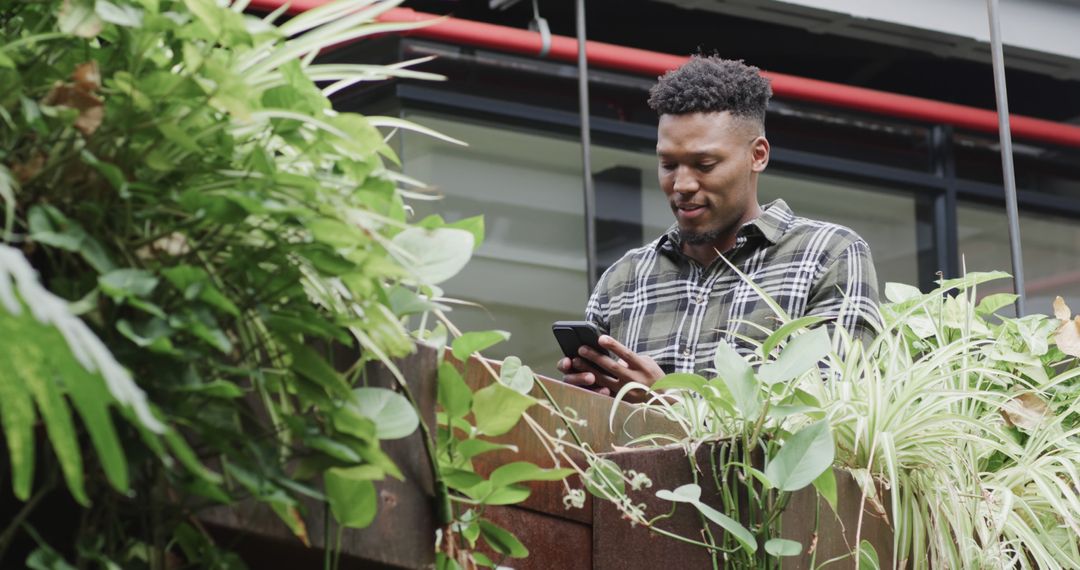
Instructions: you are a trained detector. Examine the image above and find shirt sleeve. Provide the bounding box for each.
[805,238,882,343]
[585,269,612,336]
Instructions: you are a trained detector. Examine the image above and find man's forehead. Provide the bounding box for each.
[658,111,757,133]
[655,144,726,155]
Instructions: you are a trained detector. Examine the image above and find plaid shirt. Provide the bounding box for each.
[586,199,880,374]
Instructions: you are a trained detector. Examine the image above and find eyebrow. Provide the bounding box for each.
[655,149,724,157]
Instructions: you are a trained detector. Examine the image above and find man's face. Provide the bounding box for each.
[656,112,769,245]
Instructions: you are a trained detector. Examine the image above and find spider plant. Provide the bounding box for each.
[592,269,1078,569]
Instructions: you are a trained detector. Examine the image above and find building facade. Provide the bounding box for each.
[323,0,1080,374]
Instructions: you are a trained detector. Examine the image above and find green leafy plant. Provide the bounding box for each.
[429,324,575,569]
[600,315,839,568]
[819,273,1080,568]
[565,270,1079,569]
[0,0,539,566]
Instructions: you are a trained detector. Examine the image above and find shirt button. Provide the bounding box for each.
[682,347,692,357]
[695,294,705,304]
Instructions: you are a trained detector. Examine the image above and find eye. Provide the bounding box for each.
[697,162,717,172]
[660,162,676,171]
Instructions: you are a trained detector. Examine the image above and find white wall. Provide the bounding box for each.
[658,0,1080,80]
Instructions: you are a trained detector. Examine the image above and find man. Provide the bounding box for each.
[558,56,879,402]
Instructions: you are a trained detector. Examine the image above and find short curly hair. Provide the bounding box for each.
[648,56,772,128]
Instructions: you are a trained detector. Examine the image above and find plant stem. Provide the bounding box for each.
[648,525,739,554]
[0,477,55,563]
[532,373,585,449]
[688,453,721,569]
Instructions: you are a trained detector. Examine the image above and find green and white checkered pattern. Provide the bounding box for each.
[587,199,881,374]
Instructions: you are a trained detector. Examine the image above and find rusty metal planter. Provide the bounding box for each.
[593,444,894,569]
[200,350,893,569]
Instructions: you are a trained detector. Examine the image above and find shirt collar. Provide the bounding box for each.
[657,199,794,252]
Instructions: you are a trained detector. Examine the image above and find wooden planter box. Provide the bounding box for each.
[200,349,893,569]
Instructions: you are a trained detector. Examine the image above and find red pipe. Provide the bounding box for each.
[248,1,1080,149]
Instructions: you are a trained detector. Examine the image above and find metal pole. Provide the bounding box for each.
[576,0,598,292]
[986,0,1026,316]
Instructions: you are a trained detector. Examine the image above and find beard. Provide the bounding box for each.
[678,226,726,246]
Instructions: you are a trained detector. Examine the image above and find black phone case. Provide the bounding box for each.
[552,321,610,359]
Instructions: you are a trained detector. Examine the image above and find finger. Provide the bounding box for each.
[572,355,609,377]
[562,371,596,387]
[572,357,621,391]
[595,387,611,397]
[597,335,641,366]
[556,357,573,373]
[578,345,625,377]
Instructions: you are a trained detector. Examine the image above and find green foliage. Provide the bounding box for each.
[351,387,419,440]
[611,270,1079,569]
[620,316,834,566]
[432,338,572,568]
[763,420,833,492]
[0,245,163,505]
[583,458,625,498]
[471,382,536,436]
[827,272,1080,569]
[656,483,756,555]
[450,329,510,361]
[477,519,528,558]
[0,0,494,565]
[324,465,382,528]
[763,538,801,557]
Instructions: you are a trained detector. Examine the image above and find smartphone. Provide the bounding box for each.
[552,321,611,364]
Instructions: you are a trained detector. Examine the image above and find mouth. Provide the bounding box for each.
[674,202,707,220]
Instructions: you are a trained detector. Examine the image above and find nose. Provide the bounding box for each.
[672,166,698,194]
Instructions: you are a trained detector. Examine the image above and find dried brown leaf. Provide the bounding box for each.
[10,152,46,184]
[72,61,101,92]
[1000,392,1050,431]
[287,506,310,547]
[43,81,104,136]
[1053,296,1071,321]
[1056,317,1080,358]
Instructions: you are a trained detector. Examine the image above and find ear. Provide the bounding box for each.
[750,136,770,173]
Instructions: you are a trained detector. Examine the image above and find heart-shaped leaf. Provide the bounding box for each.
[437,362,472,420]
[498,356,534,395]
[765,420,834,492]
[451,330,510,361]
[471,383,535,436]
[655,483,701,503]
[765,538,802,557]
[392,227,474,285]
[325,465,383,528]
[352,387,419,440]
[758,328,830,385]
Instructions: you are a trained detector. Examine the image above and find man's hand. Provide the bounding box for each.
[557,335,665,403]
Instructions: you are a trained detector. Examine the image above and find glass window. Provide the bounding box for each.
[956,202,1080,317]
[400,112,592,375]
[400,111,923,375]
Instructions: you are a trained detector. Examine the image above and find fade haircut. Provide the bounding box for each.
[647,56,773,132]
